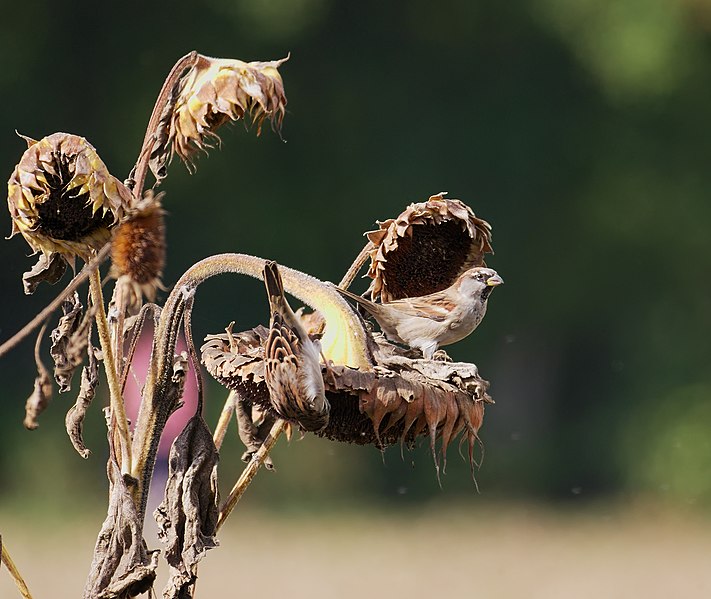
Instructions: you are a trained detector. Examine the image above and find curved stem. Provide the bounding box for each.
[130,253,374,521]
[89,269,132,474]
[130,51,199,196]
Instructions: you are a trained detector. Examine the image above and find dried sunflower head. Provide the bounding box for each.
[201,324,489,476]
[365,192,493,302]
[110,191,166,302]
[153,54,288,174]
[7,132,132,266]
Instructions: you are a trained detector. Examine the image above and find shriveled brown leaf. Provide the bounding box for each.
[83,460,158,599]
[22,252,67,295]
[364,192,494,301]
[24,324,52,430]
[155,416,219,599]
[50,292,93,392]
[65,343,99,458]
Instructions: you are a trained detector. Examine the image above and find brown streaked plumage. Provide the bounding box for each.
[336,266,503,359]
[263,261,330,431]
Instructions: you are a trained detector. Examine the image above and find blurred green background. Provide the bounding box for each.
[1,1,711,595]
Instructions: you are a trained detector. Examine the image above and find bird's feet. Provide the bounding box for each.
[431,349,453,362]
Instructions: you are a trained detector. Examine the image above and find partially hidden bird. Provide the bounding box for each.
[263,260,330,431]
[335,266,503,359]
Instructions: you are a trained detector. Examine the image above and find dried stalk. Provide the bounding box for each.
[217,419,287,531]
[213,391,237,451]
[0,244,112,360]
[1,540,33,599]
[338,241,374,290]
[89,269,132,474]
[129,51,199,196]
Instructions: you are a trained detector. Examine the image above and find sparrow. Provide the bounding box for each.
[263,261,330,431]
[335,266,503,359]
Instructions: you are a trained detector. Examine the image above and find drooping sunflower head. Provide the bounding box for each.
[364,192,494,302]
[7,132,132,263]
[151,54,288,176]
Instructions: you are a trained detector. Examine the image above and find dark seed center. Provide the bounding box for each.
[35,152,114,241]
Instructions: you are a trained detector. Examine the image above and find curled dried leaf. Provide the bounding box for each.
[50,292,93,392]
[155,416,220,599]
[364,192,493,301]
[7,132,132,266]
[151,54,288,174]
[65,343,99,459]
[22,252,67,295]
[24,324,52,430]
[83,460,158,599]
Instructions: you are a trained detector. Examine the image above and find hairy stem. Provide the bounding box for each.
[217,419,286,531]
[130,252,374,522]
[1,540,33,599]
[89,269,132,475]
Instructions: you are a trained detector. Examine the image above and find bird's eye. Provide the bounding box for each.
[475,273,484,280]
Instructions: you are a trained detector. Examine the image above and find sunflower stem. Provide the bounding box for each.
[130,51,199,196]
[216,419,286,531]
[89,269,132,475]
[213,391,237,451]
[339,241,374,290]
[1,539,33,599]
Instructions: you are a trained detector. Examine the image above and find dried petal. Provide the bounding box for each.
[155,416,219,599]
[151,54,288,174]
[7,132,132,268]
[364,192,493,301]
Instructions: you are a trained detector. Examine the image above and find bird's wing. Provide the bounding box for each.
[263,261,329,431]
[386,294,456,322]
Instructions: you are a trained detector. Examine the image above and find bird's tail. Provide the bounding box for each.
[264,260,286,315]
[334,285,378,314]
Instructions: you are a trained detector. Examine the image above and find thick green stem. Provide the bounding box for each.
[89,270,132,474]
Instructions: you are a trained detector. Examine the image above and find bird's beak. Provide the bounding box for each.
[486,274,504,287]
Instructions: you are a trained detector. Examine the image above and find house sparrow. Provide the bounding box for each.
[335,266,503,359]
[263,261,330,431]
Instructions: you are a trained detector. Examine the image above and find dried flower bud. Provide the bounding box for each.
[7,132,132,264]
[154,54,288,172]
[110,192,166,301]
[365,192,493,302]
